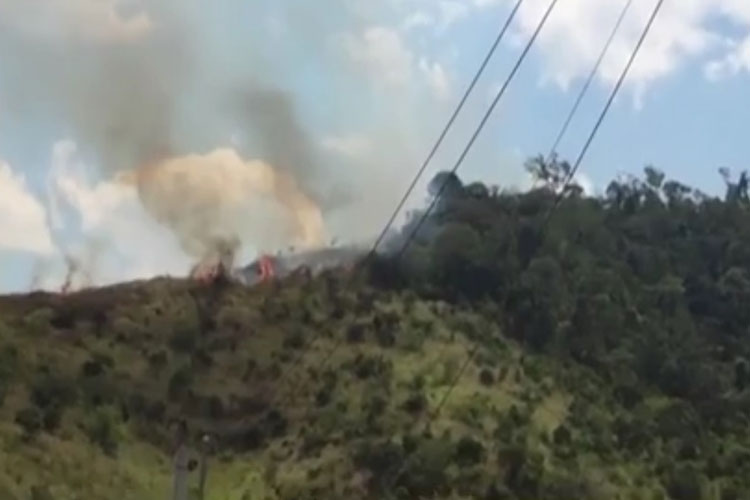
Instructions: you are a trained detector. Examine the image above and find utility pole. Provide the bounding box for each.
[171,421,190,500]
[197,434,212,500]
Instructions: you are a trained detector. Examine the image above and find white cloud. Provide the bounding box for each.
[0,0,152,43]
[341,25,456,101]
[438,1,470,29]
[420,59,452,100]
[509,0,750,95]
[0,161,55,255]
[473,0,502,7]
[705,35,750,80]
[403,11,434,31]
[321,134,373,158]
[342,26,415,87]
[48,141,191,285]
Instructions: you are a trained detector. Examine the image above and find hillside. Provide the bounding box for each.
[2,161,750,499]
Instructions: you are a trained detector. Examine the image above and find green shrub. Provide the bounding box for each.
[455,436,485,466]
[15,407,42,437]
[148,350,169,372]
[24,308,53,336]
[346,323,366,343]
[0,345,14,409]
[168,365,194,400]
[479,368,495,386]
[664,466,705,500]
[30,372,76,431]
[402,392,427,415]
[31,372,76,409]
[283,329,306,350]
[353,440,404,492]
[0,343,18,379]
[205,395,225,419]
[30,486,54,500]
[170,328,197,353]
[351,355,391,381]
[83,407,120,456]
[498,445,544,498]
[398,438,454,497]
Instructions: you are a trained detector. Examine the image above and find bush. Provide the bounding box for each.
[170,329,197,353]
[455,436,485,466]
[498,445,544,498]
[80,359,105,378]
[664,466,705,500]
[168,365,194,400]
[80,375,117,407]
[353,440,404,492]
[553,425,572,446]
[315,388,332,407]
[362,391,388,420]
[205,395,225,419]
[375,327,396,348]
[84,407,120,456]
[30,372,75,431]
[41,405,64,432]
[0,343,18,380]
[24,308,54,336]
[148,350,169,372]
[262,409,288,438]
[403,392,427,415]
[346,323,366,343]
[351,355,391,380]
[283,329,306,350]
[30,486,54,500]
[398,438,454,497]
[479,368,495,386]
[15,407,42,437]
[31,373,76,409]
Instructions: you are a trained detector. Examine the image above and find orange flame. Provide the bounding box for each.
[191,261,226,285]
[259,255,275,282]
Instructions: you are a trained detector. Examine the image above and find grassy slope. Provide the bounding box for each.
[0,272,670,500]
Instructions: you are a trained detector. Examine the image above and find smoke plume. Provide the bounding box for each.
[118,148,325,258]
[0,0,450,293]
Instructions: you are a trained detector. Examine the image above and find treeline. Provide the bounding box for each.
[368,158,750,497]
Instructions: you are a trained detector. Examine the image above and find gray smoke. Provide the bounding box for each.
[0,0,442,260]
[0,1,331,198]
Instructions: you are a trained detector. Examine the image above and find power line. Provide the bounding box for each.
[381,1,667,497]
[545,0,635,162]
[365,0,527,261]
[545,0,666,222]
[383,343,480,500]
[374,2,563,497]
[395,0,562,260]
[259,0,528,424]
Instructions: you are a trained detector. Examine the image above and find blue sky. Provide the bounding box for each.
[0,0,748,293]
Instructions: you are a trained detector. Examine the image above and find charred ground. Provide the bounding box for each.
[2,162,750,499]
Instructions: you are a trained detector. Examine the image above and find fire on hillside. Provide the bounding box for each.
[185,246,362,288]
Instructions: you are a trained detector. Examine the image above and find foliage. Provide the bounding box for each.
[3,160,750,498]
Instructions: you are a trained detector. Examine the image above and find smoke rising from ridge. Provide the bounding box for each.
[0,1,328,190]
[0,0,451,293]
[120,148,326,258]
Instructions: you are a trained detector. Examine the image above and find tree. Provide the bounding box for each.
[644,166,665,190]
[525,154,571,193]
[428,171,463,199]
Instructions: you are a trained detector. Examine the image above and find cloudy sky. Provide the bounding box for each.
[0,0,748,293]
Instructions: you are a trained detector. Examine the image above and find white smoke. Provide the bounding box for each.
[0,160,55,255]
